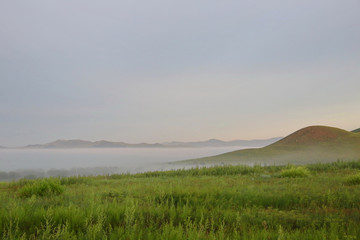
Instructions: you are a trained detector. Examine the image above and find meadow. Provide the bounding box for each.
[1,160,360,239]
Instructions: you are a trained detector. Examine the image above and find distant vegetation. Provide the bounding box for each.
[183,126,360,165]
[1,160,360,239]
[0,167,123,181]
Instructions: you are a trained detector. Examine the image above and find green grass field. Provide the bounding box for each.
[1,160,360,239]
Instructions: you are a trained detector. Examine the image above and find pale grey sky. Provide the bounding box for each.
[1,0,360,147]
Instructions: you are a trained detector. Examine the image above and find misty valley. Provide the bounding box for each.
[0,146,244,181]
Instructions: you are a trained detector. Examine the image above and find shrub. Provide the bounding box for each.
[345,173,360,185]
[18,178,64,198]
[281,166,310,178]
[60,176,92,185]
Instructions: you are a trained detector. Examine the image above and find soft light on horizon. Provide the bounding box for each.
[1,0,359,147]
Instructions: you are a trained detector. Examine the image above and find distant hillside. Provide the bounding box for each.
[182,126,360,165]
[22,137,280,149]
[352,128,360,133]
[162,137,281,148]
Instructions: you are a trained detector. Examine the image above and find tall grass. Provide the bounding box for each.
[345,173,360,185]
[18,178,64,198]
[1,160,360,239]
[281,166,310,178]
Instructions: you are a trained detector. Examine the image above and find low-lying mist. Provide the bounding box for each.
[0,147,246,181]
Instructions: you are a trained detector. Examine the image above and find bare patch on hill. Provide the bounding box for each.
[273,126,350,145]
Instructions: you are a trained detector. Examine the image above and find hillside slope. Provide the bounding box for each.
[182,126,360,165]
[352,128,360,133]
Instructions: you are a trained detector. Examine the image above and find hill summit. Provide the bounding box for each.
[273,126,351,146]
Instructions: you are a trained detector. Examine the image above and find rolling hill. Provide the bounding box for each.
[353,128,360,133]
[181,126,360,165]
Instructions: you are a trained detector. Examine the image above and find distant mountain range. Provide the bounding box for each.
[24,140,163,149]
[4,137,281,149]
[182,126,360,165]
[6,137,281,148]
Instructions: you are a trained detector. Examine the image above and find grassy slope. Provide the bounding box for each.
[182,126,360,165]
[1,161,360,239]
[352,128,360,133]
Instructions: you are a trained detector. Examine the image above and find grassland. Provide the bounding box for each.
[182,126,360,165]
[1,160,360,239]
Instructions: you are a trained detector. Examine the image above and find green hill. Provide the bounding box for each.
[352,128,360,133]
[182,126,360,165]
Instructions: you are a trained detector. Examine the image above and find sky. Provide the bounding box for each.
[1,0,360,147]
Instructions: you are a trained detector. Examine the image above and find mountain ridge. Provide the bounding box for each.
[19,137,281,149]
[24,139,163,149]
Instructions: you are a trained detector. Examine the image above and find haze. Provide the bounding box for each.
[1,0,360,147]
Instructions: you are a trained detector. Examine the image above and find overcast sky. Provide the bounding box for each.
[1,0,360,147]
